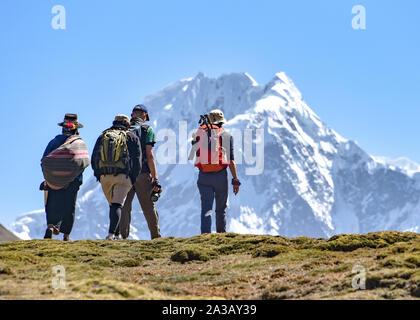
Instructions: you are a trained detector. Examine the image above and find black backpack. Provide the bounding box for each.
[130,123,150,173]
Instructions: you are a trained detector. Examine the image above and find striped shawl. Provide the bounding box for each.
[42,136,90,190]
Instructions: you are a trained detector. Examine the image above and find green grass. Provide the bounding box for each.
[0,231,418,300]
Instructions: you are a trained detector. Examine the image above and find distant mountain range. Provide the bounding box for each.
[10,72,420,240]
[0,224,21,241]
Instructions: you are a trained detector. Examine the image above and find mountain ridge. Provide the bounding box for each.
[10,71,420,240]
[0,224,21,242]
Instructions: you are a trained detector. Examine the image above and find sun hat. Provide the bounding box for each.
[209,109,226,125]
[113,114,131,127]
[58,113,84,129]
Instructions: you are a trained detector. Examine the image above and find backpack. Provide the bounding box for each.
[194,124,229,172]
[131,123,149,173]
[98,129,130,173]
[42,136,90,190]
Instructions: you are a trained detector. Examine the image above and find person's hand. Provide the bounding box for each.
[39,181,47,191]
[232,178,241,196]
[233,185,240,195]
[152,178,162,193]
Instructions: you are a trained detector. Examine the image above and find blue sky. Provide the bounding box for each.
[0,0,419,226]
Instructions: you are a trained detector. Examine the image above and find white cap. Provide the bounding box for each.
[209,109,226,125]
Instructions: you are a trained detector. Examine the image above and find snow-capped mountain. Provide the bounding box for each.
[11,72,420,240]
[372,156,420,177]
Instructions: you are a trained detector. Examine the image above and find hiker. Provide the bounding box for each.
[40,114,90,241]
[117,105,162,240]
[190,109,241,234]
[91,115,142,240]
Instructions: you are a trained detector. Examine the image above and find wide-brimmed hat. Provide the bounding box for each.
[132,104,150,121]
[114,114,131,126]
[58,113,84,129]
[209,109,226,125]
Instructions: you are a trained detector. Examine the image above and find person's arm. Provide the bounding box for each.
[42,136,61,159]
[229,160,238,180]
[229,160,240,195]
[227,135,240,195]
[144,126,161,192]
[146,145,158,181]
[91,136,102,180]
[42,142,53,159]
[146,146,161,193]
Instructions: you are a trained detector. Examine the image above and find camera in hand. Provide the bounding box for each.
[150,190,160,202]
[150,178,162,202]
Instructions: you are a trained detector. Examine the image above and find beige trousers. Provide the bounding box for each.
[100,174,132,206]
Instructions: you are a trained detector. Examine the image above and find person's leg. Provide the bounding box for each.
[197,173,215,234]
[44,189,65,238]
[214,170,229,233]
[109,203,122,235]
[119,187,136,239]
[100,175,114,206]
[60,180,81,240]
[135,173,161,239]
[107,174,132,239]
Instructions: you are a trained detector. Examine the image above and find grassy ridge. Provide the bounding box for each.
[0,231,419,300]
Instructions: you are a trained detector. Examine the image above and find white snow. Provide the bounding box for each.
[244,73,259,86]
[229,207,266,234]
[373,156,420,177]
[320,141,335,154]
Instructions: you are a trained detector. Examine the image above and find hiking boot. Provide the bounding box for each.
[105,235,115,240]
[63,234,71,241]
[47,224,60,236]
[44,228,53,239]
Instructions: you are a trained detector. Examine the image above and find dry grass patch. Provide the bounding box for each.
[0,231,418,299]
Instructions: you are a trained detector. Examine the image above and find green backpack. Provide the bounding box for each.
[98,129,129,172]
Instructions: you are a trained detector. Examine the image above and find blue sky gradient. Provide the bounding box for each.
[1,0,419,225]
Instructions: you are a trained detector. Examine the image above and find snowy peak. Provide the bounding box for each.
[372,156,420,177]
[145,72,266,124]
[10,71,420,240]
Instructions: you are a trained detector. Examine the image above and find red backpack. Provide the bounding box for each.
[194,124,229,172]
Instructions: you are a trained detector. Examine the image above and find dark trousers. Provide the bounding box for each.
[197,169,228,234]
[109,203,122,234]
[45,179,81,235]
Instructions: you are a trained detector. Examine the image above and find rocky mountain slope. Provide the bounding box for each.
[0,224,20,242]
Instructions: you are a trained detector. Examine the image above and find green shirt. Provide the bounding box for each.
[145,126,156,146]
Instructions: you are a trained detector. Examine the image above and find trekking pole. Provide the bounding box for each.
[205,114,213,128]
[200,114,211,131]
[189,115,206,161]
